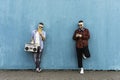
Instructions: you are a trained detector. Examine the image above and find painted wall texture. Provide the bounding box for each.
[0,0,120,70]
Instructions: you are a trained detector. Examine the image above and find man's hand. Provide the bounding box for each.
[30,39,34,44]
[79,34,82,37]
[76,34,82,38]
[39,32,46,41]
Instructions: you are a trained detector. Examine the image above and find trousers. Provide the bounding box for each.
[76,46,90,68]
[33,46,42,69]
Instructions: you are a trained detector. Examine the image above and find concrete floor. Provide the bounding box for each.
[0,70,120,80]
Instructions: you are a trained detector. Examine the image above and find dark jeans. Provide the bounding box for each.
[76,46,90,68]
[34,46,42,69]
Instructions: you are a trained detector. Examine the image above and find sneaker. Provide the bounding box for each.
[39,69,42,72]
[83,54,87,59]
[80,68,84,74]
[36,68,42,73]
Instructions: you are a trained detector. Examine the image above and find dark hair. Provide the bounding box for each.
[78,20,83,23]
[39,22,44,25]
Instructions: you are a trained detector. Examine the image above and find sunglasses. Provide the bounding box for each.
[39,26,43,28]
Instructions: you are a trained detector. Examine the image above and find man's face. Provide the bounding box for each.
[38,24,44,30]
[78,22,84,28]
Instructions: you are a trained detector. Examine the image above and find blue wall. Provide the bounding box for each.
[0,0,120,70]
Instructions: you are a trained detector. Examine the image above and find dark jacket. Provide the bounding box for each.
[73,28,90,48]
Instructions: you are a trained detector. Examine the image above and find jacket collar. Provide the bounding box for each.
[79,27,85,31]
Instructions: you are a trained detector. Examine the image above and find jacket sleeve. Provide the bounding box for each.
[41,31,46,41]
[31,30,35,39]
[73,30,79,40]
[82,29,90,40]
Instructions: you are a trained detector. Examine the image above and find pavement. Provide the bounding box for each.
[0,70,120,80]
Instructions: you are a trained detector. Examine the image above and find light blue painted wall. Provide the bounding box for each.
[0,0,120,70]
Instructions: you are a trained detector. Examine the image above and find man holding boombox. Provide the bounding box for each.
[31,22,46,72]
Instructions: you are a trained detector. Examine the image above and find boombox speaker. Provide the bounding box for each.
[24,43,38,53]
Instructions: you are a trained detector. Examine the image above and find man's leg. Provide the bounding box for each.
[34,46,42,72]
[76,48,83,68]
[33,53,37,68]
[76,48,84,74]
[83,46,90,58]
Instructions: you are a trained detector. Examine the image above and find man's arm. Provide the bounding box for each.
[73,30,80,40]
[30,31,35,43]
[40,31,46,41]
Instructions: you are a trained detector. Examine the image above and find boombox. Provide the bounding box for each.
[24,43,38,53]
